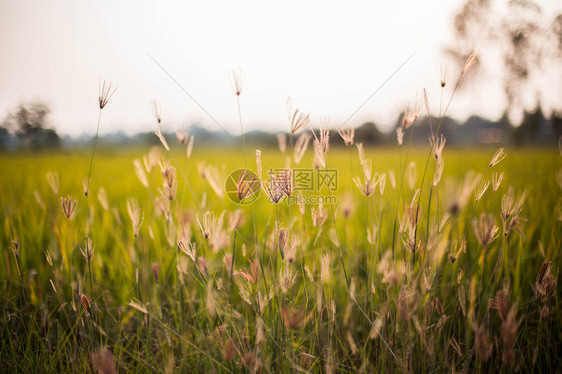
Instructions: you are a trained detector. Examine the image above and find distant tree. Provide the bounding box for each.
[0,126,11,150]
[1,103,60,149]
[445,0,562,123]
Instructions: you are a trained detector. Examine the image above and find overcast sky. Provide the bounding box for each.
[1,0,561,136]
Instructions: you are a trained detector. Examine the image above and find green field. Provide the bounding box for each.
[1,144,560,372]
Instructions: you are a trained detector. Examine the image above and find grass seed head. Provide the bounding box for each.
[439,63,451,87]
[338,127,355,146]
[126,198,143,237]
[99,80,117,109]
[462,49,479,75]
[491,171,504,191]
[290,109,311,134]
[293,133,311,165]
[61,196,77,218]
[176,129,188,144]
[472,213,498,246]
[276,133,287,153]
[81,293,91,315]
[230,67,244,96]
[281,306,305,330]
[46,171,59,195]
[89,347,117,374]
[489,147,506,168]
[152,100,162,124]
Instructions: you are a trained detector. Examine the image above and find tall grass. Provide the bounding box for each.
[0,58,561,372]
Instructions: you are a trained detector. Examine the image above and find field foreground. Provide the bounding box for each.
[0,146,561,373]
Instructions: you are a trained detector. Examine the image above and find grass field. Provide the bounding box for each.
[0,142,560,373]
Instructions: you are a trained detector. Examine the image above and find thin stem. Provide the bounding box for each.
[86,109,103,197]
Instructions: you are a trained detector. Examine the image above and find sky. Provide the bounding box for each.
[0,0,561,137]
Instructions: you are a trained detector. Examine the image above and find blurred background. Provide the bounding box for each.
[1,0,561,150]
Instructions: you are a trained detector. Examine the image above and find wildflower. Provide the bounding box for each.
[126,198,143,237]
[290,109,310,134]
[99,80,117,109]
[294,133,311,164]
[472,214,498,246]
[276,133,287,153]
[461,50,479,75]
[338,127,355,146]
[61,196,77,218]
[489,148,506,168]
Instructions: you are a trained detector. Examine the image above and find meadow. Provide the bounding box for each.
[0,141,560,372]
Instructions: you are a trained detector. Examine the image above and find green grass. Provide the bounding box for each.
[0,144,560,372]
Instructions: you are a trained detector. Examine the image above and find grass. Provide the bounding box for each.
[0,143,560,372]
